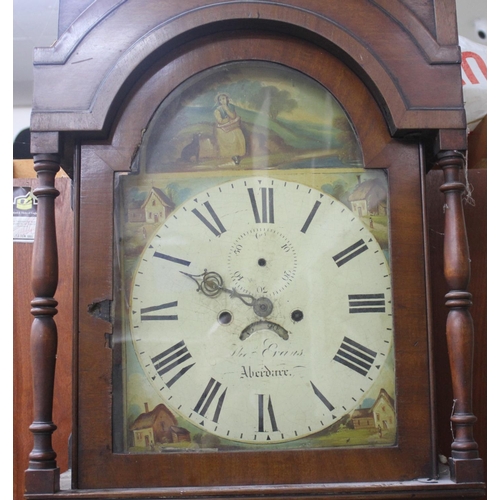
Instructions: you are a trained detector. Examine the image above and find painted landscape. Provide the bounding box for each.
[137,61,363,173]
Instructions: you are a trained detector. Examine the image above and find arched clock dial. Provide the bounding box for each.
[130,176,393,444]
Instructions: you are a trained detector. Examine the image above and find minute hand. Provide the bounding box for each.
[220,286,256,307]
[220,285,274,318]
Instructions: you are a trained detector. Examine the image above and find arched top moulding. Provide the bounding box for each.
[30,0,465,143]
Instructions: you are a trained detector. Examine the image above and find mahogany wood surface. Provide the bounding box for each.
[65,30,437,491]
[426,168,487,486]
[26,156,61,494]
[437,153,482,482]
[14,176,73,500]
[22,481,488,500]
[23,0,484,497]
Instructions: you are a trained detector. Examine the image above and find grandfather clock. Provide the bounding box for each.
[25,1,485,498]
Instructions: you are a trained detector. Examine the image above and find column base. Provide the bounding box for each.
[449,457,484,483]
[25,467,60,494]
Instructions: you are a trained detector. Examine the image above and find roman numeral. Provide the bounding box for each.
[301,200,321,233]
[348,293,386,313]
[333,239,368,267]
[333,337,377,376]
[151,340,195,388]
[248,187,274,223]
[153,251,191,267]
[258,394,279,433]
[193,378,227,423]
[310,381,335,413]
[139,301,178,321]
[192,201,226,236]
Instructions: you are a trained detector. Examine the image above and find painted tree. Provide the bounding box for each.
[247,85,298,120]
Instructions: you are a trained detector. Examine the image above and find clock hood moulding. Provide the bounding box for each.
[30,0,465,155]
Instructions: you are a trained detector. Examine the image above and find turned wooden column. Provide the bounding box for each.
[24,153,61,494]
[437,150,483,483]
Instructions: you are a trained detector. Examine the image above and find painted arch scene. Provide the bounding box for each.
[138,61,363,173]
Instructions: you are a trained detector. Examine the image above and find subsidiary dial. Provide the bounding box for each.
[228,228,297,297]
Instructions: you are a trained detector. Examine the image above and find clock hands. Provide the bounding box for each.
[180,269,275,318]
[180,270,225,298]
[180,270,290,340]
[180,269,254,304]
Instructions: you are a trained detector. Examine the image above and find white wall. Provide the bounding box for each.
[13,107,32,141]
[455,0,487,45]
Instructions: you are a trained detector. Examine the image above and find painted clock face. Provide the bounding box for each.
[129,176,393,444]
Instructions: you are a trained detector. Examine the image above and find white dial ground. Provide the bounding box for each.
[130,176,393,443]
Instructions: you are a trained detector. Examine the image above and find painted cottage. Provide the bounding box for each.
[130,403,182,448]
[348,178,387,217]
[351,389,395,431]
[141,187,175,224]
[372,389,396,431]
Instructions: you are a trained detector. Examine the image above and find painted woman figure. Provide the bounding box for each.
[214,93,246,165]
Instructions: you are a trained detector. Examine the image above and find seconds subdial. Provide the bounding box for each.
[228,228,297,297]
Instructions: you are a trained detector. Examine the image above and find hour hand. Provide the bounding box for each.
[180,269,255,304]
[180,270,273,317]
[180,270,223,297]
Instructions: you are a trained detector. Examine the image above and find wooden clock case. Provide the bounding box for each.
[24,1,485,498]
